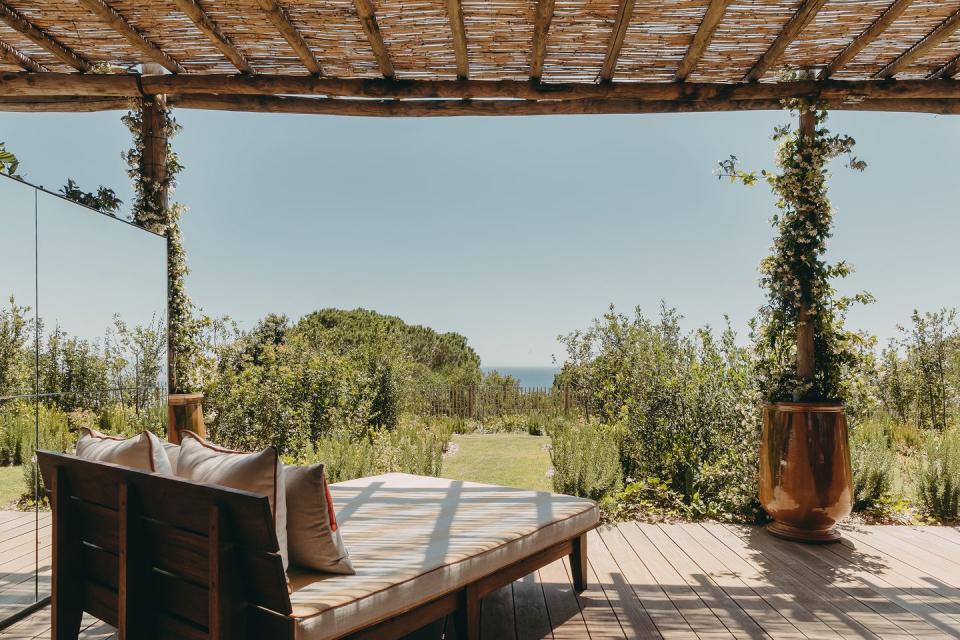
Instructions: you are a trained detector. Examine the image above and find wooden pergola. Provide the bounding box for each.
[0,0,960,115]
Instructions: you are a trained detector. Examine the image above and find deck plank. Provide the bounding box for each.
[6,521,960,639]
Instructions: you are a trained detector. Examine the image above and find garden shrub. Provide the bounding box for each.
[915,428,960,520]
[548,421,623,500]
[557,305,760,514]
[849,418,896,511]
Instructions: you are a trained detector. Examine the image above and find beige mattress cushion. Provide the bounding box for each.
[289,473,598,640]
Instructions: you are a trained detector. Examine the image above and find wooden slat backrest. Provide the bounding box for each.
[37,450,293,640]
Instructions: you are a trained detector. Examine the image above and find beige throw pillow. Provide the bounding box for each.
[162,442,180,473]
[176,432,288,571]
[284,463,355,574]
[75,428,173,474]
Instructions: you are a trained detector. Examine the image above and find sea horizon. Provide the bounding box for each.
[481,366,559,388]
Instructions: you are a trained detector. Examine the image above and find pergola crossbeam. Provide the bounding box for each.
[530,0,555,81]
[353,0,394,79]
[877,8,960,78]
[744,0,828,82]
[446,0,468,80]
[6,74,960,102]
[0,39,48,72]
[77,0,184,74]
[255,0,321,75]
[171,0,253,73]
[676,0,731,81]
[599,0,635,82]
[823,0,913,78]
[1,93,957,116]
[0,1,90,71]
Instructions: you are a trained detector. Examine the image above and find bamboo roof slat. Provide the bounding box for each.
[77,0,184,73]
[170,0,255,73]
[0,37,46,71]
[877,5,960,77]
[254,0,323,74]
[744,0,829,81]
[0,0,90,70]
[1,0,959,114]
[819,0,913,78]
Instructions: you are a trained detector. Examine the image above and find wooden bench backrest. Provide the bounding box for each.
[37,450,293,640]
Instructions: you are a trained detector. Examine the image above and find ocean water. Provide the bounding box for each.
[481,366,559,388]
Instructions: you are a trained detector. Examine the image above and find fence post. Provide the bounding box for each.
[468,386,475,419]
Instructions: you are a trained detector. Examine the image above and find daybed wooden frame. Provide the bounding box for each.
[38,450,591,640]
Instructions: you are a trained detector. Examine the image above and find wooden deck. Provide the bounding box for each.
[3,520,960,639]
[0,510,50,627]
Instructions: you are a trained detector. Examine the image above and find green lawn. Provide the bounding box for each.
[0,466,23,509]
[441,434,553,492]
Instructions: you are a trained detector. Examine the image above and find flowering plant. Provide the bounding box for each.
[718,105,872,402]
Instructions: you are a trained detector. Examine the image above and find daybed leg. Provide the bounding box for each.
[453,584,480,640]
[569,533,588,592]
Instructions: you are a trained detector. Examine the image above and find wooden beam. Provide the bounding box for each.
[599,0,635,82]
[930,53,960,80]
[170,0,253,73]
[3,93,960,115]
[7,73,960,102]
[0,39,48,72]
[77,0,183,73]
[446,0,468,80]
[0,1,90,71]
[353,0,394,79]
[254,0,321,75]
[167,94,960,116]
[877,8,960,78]
[744,0,828,82]
[530,0,555,81]
[823,0,913,78]
[0,95,129,110]
[676,0,732,81]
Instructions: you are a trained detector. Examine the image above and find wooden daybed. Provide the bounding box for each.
[38,451,598,640]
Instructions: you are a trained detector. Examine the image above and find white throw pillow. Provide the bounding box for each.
[75,428,173,474]
[175,432,288,571]
[284,463,355,574]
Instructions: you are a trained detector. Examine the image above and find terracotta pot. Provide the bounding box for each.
[167,392,205,444]
[759,402,853,543]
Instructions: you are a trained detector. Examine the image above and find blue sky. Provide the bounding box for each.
[1,109,958,366]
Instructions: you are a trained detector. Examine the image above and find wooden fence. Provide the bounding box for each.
[408,385,591,419]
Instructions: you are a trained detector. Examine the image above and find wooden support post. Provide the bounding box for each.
[796,105,816,387]
[569,532,588,592]
[138,81,180,431]
[51,467,83,640]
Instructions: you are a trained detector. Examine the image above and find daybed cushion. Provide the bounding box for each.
[175,431,288,571]
[285,463,355,574]
[288,473,598,640]
[75,428,172,475]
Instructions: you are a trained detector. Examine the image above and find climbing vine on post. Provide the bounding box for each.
[718,102,872,403]
[123,96,199,395]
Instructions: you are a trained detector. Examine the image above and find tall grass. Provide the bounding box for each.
[849,418,896,511]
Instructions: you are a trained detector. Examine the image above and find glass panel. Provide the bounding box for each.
[0,174,40,623]
[37,190,168,401]
[0,174,37,399]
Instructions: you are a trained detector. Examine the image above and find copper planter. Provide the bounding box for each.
[759,402,853,543]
